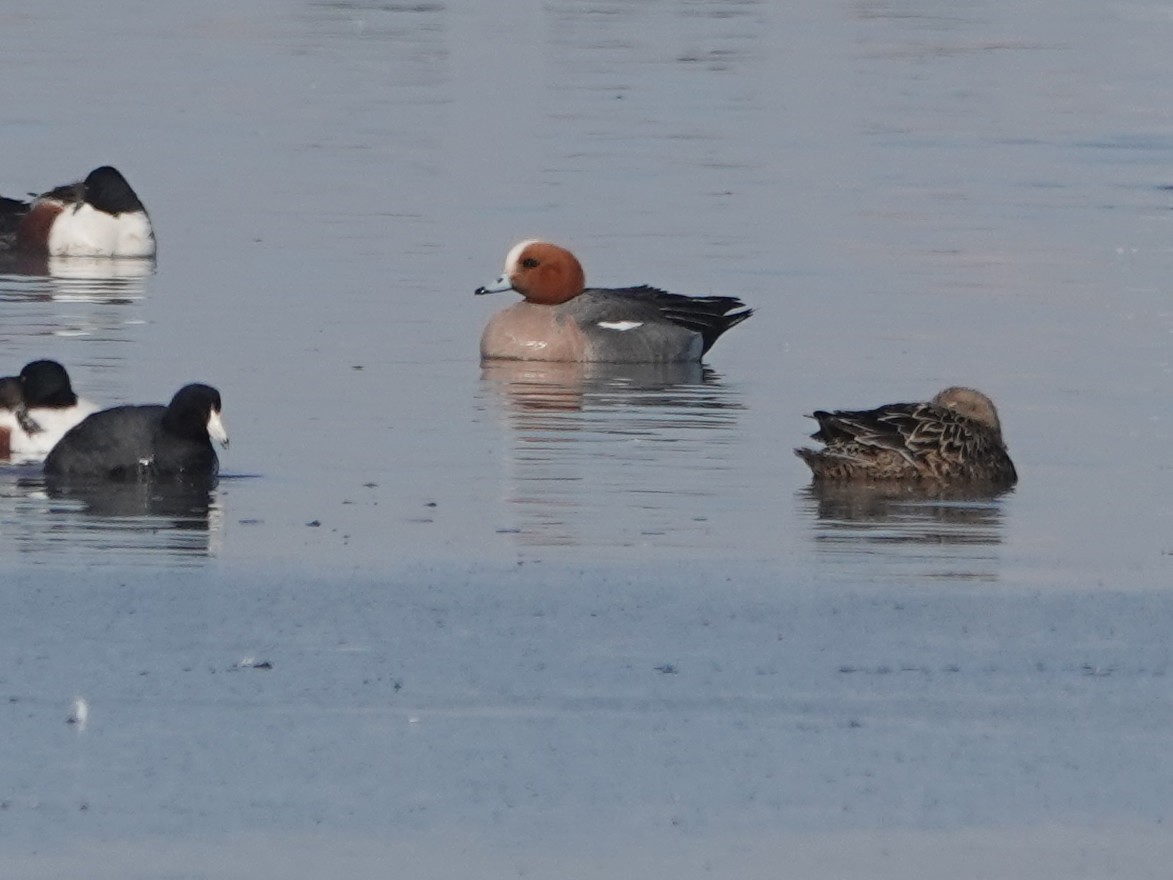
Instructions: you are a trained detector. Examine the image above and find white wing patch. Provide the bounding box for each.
[597,320,643,331]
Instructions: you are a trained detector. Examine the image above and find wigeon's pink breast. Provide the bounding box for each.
[481,302,590,361]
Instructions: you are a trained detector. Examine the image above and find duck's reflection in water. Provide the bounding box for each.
[797,482,1014,582]
[480,360,743,550]
[0,253,154,293]
[0,255,154,344]
[482,358,725,408]
[41,255,155,303]
[9,474,222,561]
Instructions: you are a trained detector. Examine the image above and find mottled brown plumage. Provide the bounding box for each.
[795,387,1017,486]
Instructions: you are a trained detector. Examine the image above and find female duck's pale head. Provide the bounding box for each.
[932,386,1003,439]
[475,240,586,305]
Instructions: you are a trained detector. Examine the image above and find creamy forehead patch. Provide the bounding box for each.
[504,238,542,270]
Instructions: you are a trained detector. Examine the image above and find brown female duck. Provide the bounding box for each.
[795,386,1017,486]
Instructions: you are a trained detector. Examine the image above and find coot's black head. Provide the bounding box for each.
[83,166,146,215]
[19,360,78,408]
[162,383,229,448]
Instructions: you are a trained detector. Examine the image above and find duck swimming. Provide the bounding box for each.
[44,384,227,481]
[476,240,752,363]
[795,386,1017,486]
[0,166,155,258]
[0,360,99,461]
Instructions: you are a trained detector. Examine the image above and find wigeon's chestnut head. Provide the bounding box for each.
[795,386,1017,486]
[0,360,100,463]
[0,166,155,258]
[475,239,752,364]
[476,240,587,305]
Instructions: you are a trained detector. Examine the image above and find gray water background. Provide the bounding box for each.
[1,1,1172,877]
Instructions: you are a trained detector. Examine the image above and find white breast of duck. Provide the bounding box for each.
[47,201,155,257]
[2,398,101,461]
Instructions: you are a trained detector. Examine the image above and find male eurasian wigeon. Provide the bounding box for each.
[0,360,99,461]
[0,166,155,258]
[795,386,1017,486]
[475,240,752,363]
[44,384,228,481]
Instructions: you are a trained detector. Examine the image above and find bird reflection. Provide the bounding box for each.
[480,360,742,549]
[43,476,217,524]
[9,474,221,559]
[0,256,153,344]
[797,482,1012,581]
[802,482,1010,539]
[481,359,709,414]
[0,253,154,298]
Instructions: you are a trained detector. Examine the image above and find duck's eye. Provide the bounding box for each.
[521,257,539,269]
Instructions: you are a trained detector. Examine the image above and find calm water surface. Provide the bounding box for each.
[1,1,1172,877]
